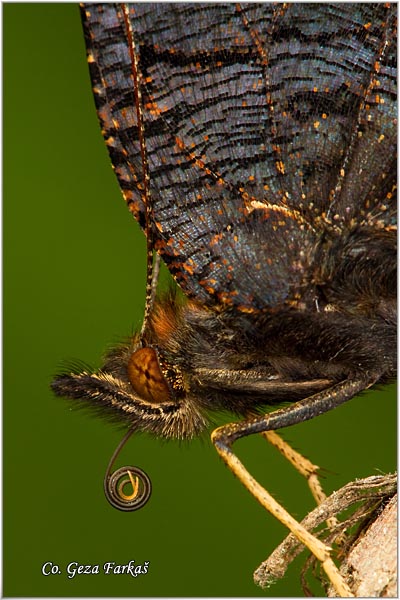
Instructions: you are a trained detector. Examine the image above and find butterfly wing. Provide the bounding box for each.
[82,3,396,311]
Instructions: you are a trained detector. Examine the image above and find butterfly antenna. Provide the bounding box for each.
[121,4,159,341]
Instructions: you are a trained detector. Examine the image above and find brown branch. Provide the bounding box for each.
[253,473,397,596]
[328,493,397,597]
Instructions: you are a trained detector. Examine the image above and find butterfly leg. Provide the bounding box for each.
[262,430,341,534]
[212,377,376,596]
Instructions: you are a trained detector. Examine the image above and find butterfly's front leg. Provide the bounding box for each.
[262,431,344,539]
[211,377,377,597]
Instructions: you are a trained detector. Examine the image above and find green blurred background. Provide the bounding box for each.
[3,3,396,597]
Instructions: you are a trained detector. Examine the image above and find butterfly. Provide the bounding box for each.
[52,3,396,595]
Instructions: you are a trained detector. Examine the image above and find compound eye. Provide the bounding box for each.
[127,347,171,403]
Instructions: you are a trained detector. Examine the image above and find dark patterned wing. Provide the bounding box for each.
[81,3,396,311]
